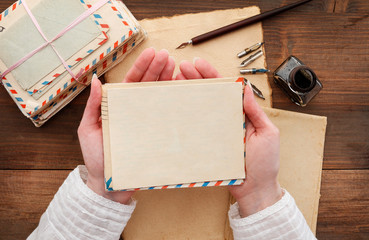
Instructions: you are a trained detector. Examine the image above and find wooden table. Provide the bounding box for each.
[1,0,368,239]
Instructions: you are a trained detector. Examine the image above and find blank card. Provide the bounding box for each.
[102,78,246,191]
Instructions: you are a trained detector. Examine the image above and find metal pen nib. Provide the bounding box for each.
[239,50,263,68]
[176,40,193,49]
[237,42,264,58]
[240,68,270,74]
[243,78,265,100]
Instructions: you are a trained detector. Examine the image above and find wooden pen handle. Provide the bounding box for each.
[191,0,312,45]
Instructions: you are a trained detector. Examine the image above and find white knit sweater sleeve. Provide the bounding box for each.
[27,165,136,240]
[228,189,316,240]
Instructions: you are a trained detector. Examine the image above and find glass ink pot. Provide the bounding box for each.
[273,56,322,107]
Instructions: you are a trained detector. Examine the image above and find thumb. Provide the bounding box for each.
[81,74,102,126]
[243,80,272,130]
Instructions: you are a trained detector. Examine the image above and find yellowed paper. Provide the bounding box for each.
[124,187,231,239]
[102,78,248,191]
[104,80,245,190]
[264,107,327,234]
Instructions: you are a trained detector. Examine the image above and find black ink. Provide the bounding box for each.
[273,56,322,107]
[0,26,5,32]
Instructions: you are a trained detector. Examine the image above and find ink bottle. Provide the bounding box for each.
[273,56,322,107]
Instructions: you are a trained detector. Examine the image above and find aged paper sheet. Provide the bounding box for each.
[107,81,245,190]
[102,78,249,191]
[265,107,327,234]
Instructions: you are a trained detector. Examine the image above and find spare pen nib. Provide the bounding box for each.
[243,78,265,100]
[237,42,264,58]
[240,68,270,74]
[176,40,193,49]
[239,50,263,68]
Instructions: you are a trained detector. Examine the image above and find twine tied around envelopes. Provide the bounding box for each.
[0,0,109,85]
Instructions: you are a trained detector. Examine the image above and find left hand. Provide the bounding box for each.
[77,48,175,204]
[228,81,282,217]
[176,58,282,217]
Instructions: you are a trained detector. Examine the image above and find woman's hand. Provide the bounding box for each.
[177,58,282,217]
[77,48,175,204]
[175,58,222,80]
[229,82,283,217]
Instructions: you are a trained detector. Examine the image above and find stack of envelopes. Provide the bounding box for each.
[0,0,146,126]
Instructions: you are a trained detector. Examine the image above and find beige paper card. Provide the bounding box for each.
[103,79,245,190]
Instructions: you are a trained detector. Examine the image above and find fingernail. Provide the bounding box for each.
[92,73,98,84]
[160,49,169,54]
[246,79,253,92]
[193,57,200,65]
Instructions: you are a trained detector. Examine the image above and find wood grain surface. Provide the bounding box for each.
[0,170,69,239]
[0,0,368,239]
